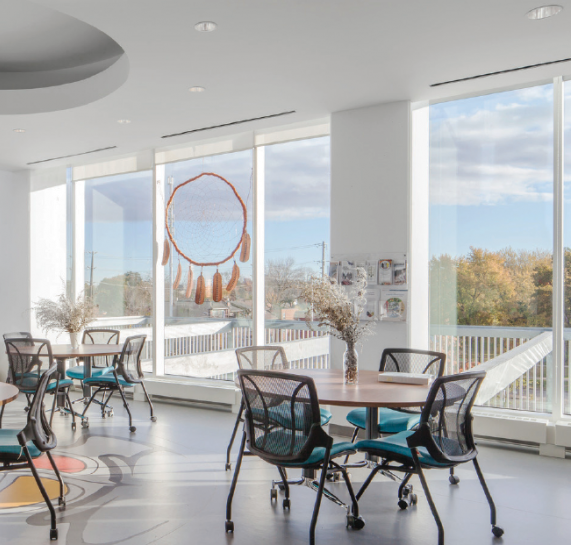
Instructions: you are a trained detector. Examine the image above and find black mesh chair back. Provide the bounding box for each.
[235,346,289,371]
[3,332,32,341]
[409,370,486,464]
[380,349,446,377]
[116,335,147,384]
[82,328,120,367]
[23,364,58,452]
[238,369,329,465]
[4,338,51,391]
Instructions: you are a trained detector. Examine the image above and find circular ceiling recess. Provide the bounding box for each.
[0,1,129,114]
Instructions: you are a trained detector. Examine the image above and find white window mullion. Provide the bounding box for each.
[552,75,565,421]
[153,164,166,377]
[253,147,265,346]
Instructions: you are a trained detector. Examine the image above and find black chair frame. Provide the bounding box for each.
[81,335,156,432]
[355,371,504,545]
[226,369,363,544]
[0,364,66,540]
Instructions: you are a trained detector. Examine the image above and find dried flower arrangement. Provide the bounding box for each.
[34,292,95,336]
[300,268,373,383]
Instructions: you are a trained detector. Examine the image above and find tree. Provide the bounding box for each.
[265,257,308,319]
[94,272,152,317]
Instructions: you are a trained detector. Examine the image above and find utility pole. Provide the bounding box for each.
[321,241,327,277]
[86,251,97,298]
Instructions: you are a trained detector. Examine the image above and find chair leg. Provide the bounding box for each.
[82,388,102,417]
[226,401,244,471]
[117,386,135,431]
[277,466,290,508]
[343,427,360,464]
[412,449,444,545]
[140,381,156,421]
[449,466,460,485]
[65,390,76,429]
[356,464,382,500]
[23,447,58,540]
[309,447,331,545]
[473,457,504,538]
[226,431,247,533]
[46,451,66,507]
[0,404,4,429]
[339,465,360,518]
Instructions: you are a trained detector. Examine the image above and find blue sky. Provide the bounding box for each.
[429,82,571,258]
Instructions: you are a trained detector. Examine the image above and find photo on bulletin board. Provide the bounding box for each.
[378,259,393,285]
[340,262,355,286]
[380,289,407,321]
[329,261,341,282]
[393,259,407,285]
[359,288,380,321]
[357,260,378,285]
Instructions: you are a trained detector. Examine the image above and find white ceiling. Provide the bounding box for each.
[1,0,570,171]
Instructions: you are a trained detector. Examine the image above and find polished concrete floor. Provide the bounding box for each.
[0,393,569,545]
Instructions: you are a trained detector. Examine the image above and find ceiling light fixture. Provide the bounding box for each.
[189,86,206,93]
[117,119,131,124]
[194,21,217,32]
[13,129,25,133]
[527,5,563,19]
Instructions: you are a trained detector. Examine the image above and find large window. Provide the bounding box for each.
[163,151,253,379]
[264,136,331,368]
[430,84,554,412]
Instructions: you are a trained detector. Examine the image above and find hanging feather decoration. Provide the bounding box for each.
[195,273,205,305]
[213,270,223,302]
[239,232,251,263]
[173,263,182,289]
[185,266,194,298]
[161,239,171,266]
[226,262,240,293]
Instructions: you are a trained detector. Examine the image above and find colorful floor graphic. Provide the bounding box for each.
[0,475,68,508]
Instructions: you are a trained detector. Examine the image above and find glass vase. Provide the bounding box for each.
[69,331,80,350]
[343,343,359,384]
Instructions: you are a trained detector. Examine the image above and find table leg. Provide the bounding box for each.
[56,357,67,408]
[365,407,379,462]
[82,356,92,400]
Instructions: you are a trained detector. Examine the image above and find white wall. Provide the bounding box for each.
[0,170,31,380]
[30,167,68,342]
[330,101,411,426]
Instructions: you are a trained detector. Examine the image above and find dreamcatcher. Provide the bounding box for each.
[161,172,250,305]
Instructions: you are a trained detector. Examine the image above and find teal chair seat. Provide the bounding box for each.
[84,374,132,388]
[66,365,114,380]
[20,378,74,394]
[254,430,356,467]
[355,431,455,468]
[346,407,421,434]
[0,429,42,461]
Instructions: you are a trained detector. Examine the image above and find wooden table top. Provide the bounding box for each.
[281,368,432,408]
[14,344,123,359]
[0,383,20,406]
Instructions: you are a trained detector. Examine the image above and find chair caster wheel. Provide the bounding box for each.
[449,475,460,485]
[225,463,232,471]
[71,422,76,431]
[81,419,89,429]
[277,484,285,491]
[50,528,58,540]
[58,497,66,509]
[492,526,504,538]
[129,426,136,432]
[151,416,157,422]
[398,499,409,510]
[282,498,291,510]
[326,471,340,482]
[107,410,114,418]
[24,406,30,412]
[347,515,365,530]
[101,412,106,419]
[270,488,278,501]
[225,520,234,533]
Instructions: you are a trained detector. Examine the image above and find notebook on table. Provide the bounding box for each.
[378,372,434,386]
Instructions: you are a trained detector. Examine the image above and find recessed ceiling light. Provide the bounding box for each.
[117,119,131,124]
[189,86,206,93]
[527,5,563,19]
[194,21,217,32]
[13,129,25,133]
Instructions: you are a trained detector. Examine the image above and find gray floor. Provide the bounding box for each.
[0,393,569,545]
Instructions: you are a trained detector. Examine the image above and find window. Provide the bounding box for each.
[162,151,253,379]
[264,136,331,368]
[429,84,554,412]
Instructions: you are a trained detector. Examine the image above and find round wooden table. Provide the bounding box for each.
[283,368,432,442]
[0,382,19,406]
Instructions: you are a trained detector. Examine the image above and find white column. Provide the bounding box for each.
[253,147,265,346]
[153,164,166,377]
